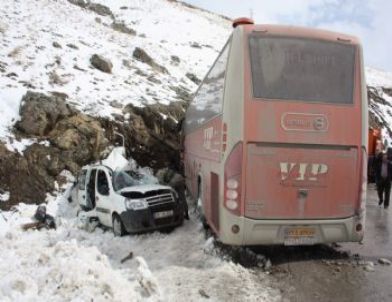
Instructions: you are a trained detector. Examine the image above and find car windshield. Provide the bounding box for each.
[112,170,157,191]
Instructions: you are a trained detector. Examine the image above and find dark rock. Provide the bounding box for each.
[122,60,132,69]
[198,289,209,298]
[120,6,128,10]
[170,85,192,103]
[88,3,113,17]
[132,47,168,74]
[6,72,18,78]
[66,43,79,50]
[90,54,113,73]
[111,113,124,122]
[0,60,7,73]
[147,75,161,84]
[170,55,180,64]
[50,91,69,100]
[135,68,148,77]
[52,41,62,48]
[190,42,202,49]
[111,21,136,35]
[67,0,88,8]
[17,91,73,136]
[110,100,123,109]
[67,0,113,18]
[186,72,201,85]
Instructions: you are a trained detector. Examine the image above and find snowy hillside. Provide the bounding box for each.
[0,0,231,140]
[1,0,392,144]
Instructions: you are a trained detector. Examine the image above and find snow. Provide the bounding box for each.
[366,67,392,88]
[0,0,231,142]
[101,146,129,171]
[4,137,37,154]
[0,191,10,202]
[0,190,280,301]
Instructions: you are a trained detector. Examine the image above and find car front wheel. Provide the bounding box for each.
[112,214,126,237]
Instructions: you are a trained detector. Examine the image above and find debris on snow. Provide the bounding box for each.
[136,256,162,298]
[378,258,392,265]
[198,289,210,298]
[120,252,134,264]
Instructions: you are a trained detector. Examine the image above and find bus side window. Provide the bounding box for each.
[185,39,231,133]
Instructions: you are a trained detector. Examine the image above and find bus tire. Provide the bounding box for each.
[197,180,209,229]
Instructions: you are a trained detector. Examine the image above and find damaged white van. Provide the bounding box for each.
[76,163,185,236]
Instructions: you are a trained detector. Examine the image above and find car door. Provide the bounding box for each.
[95,168,113,226]
[77,169,88,209]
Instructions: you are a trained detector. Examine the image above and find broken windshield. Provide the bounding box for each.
[112,170,157,191]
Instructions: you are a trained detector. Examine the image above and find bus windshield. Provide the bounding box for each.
[249,35,355,104]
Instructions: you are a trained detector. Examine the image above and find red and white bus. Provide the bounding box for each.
[183,18,368,246]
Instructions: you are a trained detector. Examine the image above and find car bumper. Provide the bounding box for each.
[120,202,184,234]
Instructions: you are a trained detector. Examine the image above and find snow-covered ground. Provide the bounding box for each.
[0,189,280,301]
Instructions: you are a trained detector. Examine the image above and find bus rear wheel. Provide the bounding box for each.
[197,181,209,229]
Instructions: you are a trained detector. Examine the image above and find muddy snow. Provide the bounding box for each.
[0,188,280,302]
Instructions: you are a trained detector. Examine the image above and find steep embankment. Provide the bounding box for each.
[0,0,231,208]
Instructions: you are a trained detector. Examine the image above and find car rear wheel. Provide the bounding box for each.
[112,214,126,237]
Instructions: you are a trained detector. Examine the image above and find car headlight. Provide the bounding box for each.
[125,198,148,210]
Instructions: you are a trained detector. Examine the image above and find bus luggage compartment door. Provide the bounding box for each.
[245,143,358,220]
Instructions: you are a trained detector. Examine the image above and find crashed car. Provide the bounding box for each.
[75,164,184,236]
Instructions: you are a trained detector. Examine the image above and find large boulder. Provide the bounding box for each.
[49,114,108,165]
[90,54,113,73]
[16,91,73,136]
[118,101,186,169]
[133,47,168,74]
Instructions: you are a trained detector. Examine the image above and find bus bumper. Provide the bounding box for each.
[219,212,365,246]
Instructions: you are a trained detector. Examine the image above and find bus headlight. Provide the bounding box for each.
[125,199,148,210]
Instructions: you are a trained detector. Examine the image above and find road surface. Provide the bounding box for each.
[256,184,392,302]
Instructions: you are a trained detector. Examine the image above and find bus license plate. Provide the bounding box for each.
[284,227,316,246]
[154,210,174,219]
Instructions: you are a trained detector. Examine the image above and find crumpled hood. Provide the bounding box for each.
[118,184,173,195]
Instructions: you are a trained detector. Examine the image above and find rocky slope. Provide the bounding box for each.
[1,0,392,209]
[0,0,230,208]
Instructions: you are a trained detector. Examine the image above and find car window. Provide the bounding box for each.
[112,171,138,191]
[97,170,110,196]
[78,170,87,190]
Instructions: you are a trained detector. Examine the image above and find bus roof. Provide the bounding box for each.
[239,23,360,45]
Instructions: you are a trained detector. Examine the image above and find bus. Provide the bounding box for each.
[183,18,368,245]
